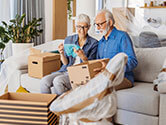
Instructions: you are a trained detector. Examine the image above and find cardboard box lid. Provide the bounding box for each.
[29,52,60,62]
[0,92,57,105]
[88,58,109,65]
[70,58,109,67]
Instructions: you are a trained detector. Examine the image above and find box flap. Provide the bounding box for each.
[0,92,57,105]
[88,58,109,78]
[88,58,109,64]
[29,53,60,62]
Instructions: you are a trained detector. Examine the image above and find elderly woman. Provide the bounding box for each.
[40,14,98,95]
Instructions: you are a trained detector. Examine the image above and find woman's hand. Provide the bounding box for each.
[58,43,64,54]
[58,43,68,65]
[73,47,88,62]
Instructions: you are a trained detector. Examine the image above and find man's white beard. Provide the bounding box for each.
[100,24,110,36]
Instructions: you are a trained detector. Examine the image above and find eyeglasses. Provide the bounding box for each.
[76,25,89,30]
[94,20,107,27]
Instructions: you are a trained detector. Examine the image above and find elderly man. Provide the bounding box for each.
[94,9,138,90]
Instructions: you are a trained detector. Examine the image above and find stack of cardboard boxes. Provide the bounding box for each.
[0,92,58,125]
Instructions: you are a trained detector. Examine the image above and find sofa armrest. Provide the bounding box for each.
[157,82,166,94]
[159,94,166,125]
[8,69,28,92]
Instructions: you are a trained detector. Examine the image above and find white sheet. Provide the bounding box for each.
[153,58,166,93]
[50,53,128,124]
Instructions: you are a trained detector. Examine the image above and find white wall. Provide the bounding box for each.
[106,0,144,11]
[76,0,96,19]
[106,0,125,11]
[67,0,97,36]
[45,0,53,42]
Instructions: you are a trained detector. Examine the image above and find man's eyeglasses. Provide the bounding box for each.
[76,25,89,30]
[94,20,107,27]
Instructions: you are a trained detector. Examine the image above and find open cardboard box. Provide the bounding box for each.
[67,58,109,89]
[0,92,58,125]
[28,52,61,79]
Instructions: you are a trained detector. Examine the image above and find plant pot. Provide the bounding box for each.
[12,43,34,56]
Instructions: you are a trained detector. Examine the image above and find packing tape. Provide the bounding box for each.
[54,70,115,116]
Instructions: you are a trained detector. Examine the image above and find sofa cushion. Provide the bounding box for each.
[134,47,166,82]
[117,82,159,116]
[21,73,41,93]
[138,31,161,48]
[114,109,159,125]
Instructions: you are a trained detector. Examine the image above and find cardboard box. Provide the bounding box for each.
[0,92,58,125]
[67,59,109,89]
[30,48,42,55]
[28,52,61,78]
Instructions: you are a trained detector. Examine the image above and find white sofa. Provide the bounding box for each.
[0,40,64,94]
[114,47,166,125]
[1,40,166,125]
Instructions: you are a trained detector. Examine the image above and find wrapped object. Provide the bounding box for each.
[50,53,128,125]
[154,58,166,93]
[112,7,166,48]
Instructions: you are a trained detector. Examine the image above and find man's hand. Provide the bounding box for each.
[93,61,107,75]
[58,43,64,54]
[73,47,88,61]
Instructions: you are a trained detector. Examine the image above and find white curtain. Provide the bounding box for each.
[15,0,45,45]
[0,0,11,23]
[0,0,13,59]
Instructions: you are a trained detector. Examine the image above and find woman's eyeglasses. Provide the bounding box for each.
[76,25,89,30]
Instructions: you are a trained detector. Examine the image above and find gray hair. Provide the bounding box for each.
[97,9,115,25]
[75,14,90,26]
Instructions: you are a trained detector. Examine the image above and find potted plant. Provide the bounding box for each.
[1,13,43,56]
[0,26,10,63]
[67,0,73,19]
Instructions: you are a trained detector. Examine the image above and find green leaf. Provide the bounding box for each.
[1,13,43,43]
[3,36,10,43]
[0,42,5,49]
[15,14,20,20]
[37,18,42,22]
[0,26,5,33]
[2,21,7,27]
[19,14,26,25]
[35,24,41,26]
[10,19,16,23]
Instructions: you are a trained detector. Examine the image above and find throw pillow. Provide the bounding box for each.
[134,46,166,82]
[138,31,161,48]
